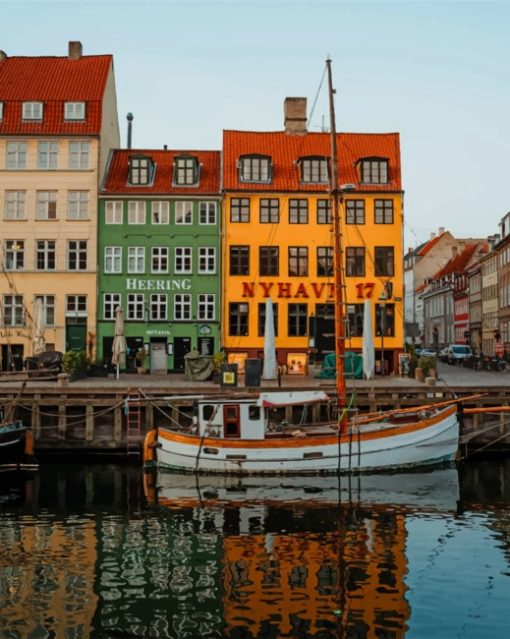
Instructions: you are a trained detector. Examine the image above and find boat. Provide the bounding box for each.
[0,418,37,472]
[142,58,459,476]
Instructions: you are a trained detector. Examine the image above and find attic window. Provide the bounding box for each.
[360,158,388,184]
[128,155,153,186]
[300,156,328,184]
[64,102,86,120]
[0,102,3,120]
[239,155,272,183]
[174,156,199,186]
[22,101,43,121]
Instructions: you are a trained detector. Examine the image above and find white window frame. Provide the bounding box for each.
[175,247,192,274]
[128,200,146,225]
[105,246,122,273]
[198,247,216,274]
[198,294,215,321]
[150,294,168,321]
[103,293,121,320]
[67,191,89,220]
[174,156,198,186]
[199,201,216,225]
[66,295,87,317]
[64,102,86,120]
[6,142,27,169]
[69,142,90,169]
[3,240,25,271]
[105,201,123,224]
[0,102,3,120]
[2,295,24,326]
[151,247,169,274]
[174,294,192,321]
[36,191,58,220]
[4,191,26,220]
[128,246,145,273]
[127,294,145,320]
[22,101,43,120]
[35,294,56,326]
[37,141,59,169]
[67,240,88,271]
[175,201,193,225]
[36,240,56,271]
[152,201,169,224]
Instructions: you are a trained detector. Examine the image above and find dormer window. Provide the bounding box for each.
[128,155,153,186]
[0,102,3,120]
[64,102,86,120]
[300,156,329,184]
[22,101,43,120]
[174,155,199,186]
[360,158,389,184]
[239,155,272,183]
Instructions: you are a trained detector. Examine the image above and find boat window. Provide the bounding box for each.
[303,452,323,459]
[203,447,218,455]
[226,454,247,460]
[248,406,260,420]
[202,404,216,421]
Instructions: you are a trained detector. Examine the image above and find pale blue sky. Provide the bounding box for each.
[1,0,509,248]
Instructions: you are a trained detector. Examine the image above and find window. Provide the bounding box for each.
[67,240,88,271]
[3,240,24,271]
[175,247,192,273]
[288,304,308,336]
[375,199,394,224]
[229,302,248,336]
[69,142,89,169]
[317,247,333,277]
[37,142,59,169]
[36,240,56,270]
[22,101,43,120]
[0,102,3,120]
[66,295,87,316]
[230,246,249,275]
[127,294,145,320]
[128,155,153,185]
[361,159,388,184]
[105,201,123,224]
[35,295,55,326]
[64,102,85,120]
[128,246,145,273]
[174,294,192,320]
[2,295,24,326]
[288,246,308,277]
[103,293,121,320]
[150,294,167,320]
[375,247,394,276]
[67,191,89,219]
[346,199,365,224]
[173,156,199,186]
[289,199,308,224]
[36,191,57,220]
[317,199,331,224]
[259,247,279,276]
[230,198,250,223]
[301,157,328,183]
[199,247,216,273]
[346,247,365,277]
[260,198,279,223]
[152,201,169,224]
[347,304,364,337]
[128,201,146,224]
[258,302,278,337]
[239,155,271,182]
[199,201,216,225]
[175,201,192,224]
[376,303,395,337]
[105,247,122,273]
[4,191,26,220]
[6,142,27,169]
[152,247,169,273]
[198,294,215,321]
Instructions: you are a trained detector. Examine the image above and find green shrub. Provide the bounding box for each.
[62,350,89,375]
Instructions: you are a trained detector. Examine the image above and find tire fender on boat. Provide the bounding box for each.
[143,429,158,464]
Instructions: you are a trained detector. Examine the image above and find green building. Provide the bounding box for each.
[98,149,221,372]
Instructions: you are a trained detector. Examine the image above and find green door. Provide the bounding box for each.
[66,323,87,351]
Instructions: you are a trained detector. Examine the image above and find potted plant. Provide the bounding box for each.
[62,350,89,381]
[88,357,109,377]
[136,347,147,374]
[418,355,436,379]
[212,351,226,383]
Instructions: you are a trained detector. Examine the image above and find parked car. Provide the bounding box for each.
[438,346,449,363]
[419,348,437,358]
[446,344,473,365]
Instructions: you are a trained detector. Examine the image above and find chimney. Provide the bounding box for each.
[430,232,436,240]
[0,50,7,61]
[438,226,445,235]
[284,97,307,135]
[126,113,133,149]
[68,41,83,60]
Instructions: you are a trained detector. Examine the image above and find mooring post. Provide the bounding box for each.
[114,398,123,443]
[85,404,94,442]
[33,395,41,438]
[58,400,67,440]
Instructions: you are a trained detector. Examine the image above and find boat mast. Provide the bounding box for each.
[326,58,348,434]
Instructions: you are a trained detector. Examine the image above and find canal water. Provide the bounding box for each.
[1,460,509,639]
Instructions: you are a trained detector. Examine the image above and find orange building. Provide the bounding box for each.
[222,98,404,373]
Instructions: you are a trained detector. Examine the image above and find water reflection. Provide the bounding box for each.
[0,461,509,638]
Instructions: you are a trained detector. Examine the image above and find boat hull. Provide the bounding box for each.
[151,405,459,475]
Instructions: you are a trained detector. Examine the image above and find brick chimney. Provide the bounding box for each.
[284,97,307,135]
[68,41,83,60]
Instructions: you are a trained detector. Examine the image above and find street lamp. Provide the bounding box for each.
[378,293,387,376]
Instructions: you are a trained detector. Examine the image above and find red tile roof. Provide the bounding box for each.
[101,149,221,196]
[0,54,113,135]
[417,232,445,257]
[433,243,485,279]
[222,130,401,192]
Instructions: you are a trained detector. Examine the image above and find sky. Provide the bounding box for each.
[1,0,509,249]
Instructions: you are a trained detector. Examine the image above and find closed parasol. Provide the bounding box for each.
[111,306,127,380]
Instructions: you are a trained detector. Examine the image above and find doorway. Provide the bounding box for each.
[150,340,167,374]
[173,337,191,372]
[66,321,87,351]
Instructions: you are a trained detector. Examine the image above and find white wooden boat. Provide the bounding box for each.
[143,391,459,475]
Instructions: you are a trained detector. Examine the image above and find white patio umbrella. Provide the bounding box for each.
[262,298,278,380]
[362,299,375,380]
[111,306,127,381]
[32,298,46,355]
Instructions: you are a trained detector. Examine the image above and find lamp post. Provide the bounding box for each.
[379,295,387,376]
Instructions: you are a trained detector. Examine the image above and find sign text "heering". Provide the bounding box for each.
[126,278,192,291]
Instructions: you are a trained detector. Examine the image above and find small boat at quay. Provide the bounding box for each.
[0,419,37,473]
